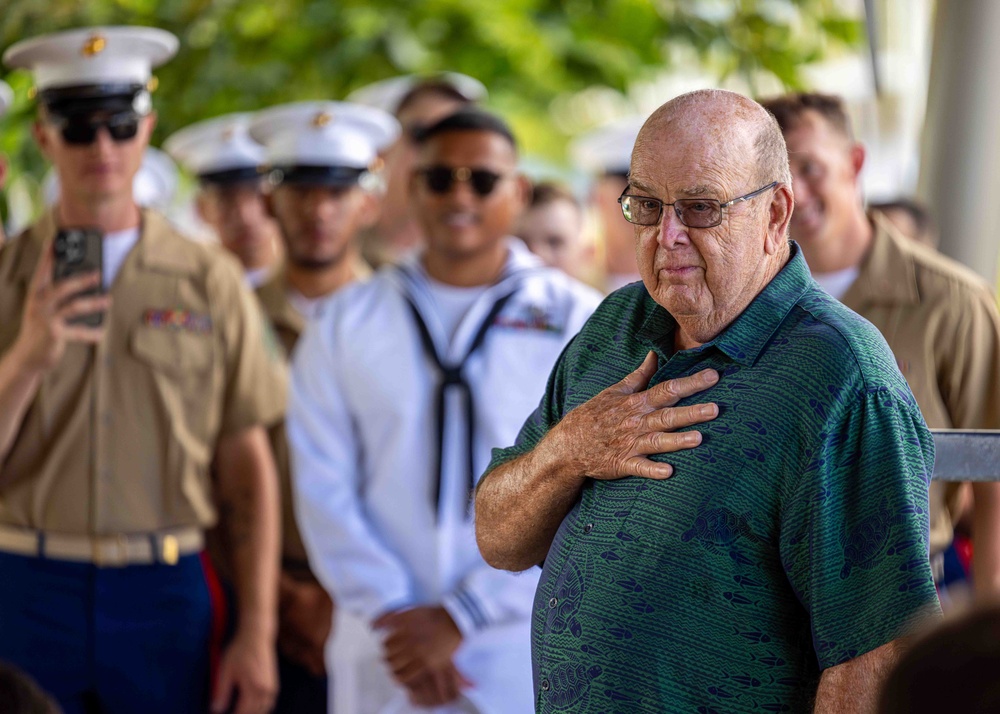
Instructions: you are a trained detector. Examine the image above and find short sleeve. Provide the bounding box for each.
[213,256,288,435]
[485,333,577,474]
[779,386,941,670]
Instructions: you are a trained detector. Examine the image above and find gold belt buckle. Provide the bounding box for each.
[94,534,129,567]
[161,534,179,566]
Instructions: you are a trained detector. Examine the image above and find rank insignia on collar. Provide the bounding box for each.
[493,305,563,334]
[143,308,213,334]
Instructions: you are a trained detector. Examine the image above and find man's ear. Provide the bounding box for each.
[263,188,277,220]
[32,121,53,161]
[358,190,381,230]
[764,183,794,255]
[513,173,532,211]
[849,142,866,180]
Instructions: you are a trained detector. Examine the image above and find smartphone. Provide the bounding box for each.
[53,227,104,327]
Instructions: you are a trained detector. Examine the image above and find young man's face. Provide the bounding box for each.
[377,91,468,246]
[782,109,865,250]
[268,182,374,270]
[34,109,154,205]
[516,198,588,277]
[198,182,280,271]
[410,129,527,264]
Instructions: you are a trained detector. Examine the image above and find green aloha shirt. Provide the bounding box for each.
[486,243,941,713]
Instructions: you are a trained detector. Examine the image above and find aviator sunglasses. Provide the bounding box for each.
[417,166,511,197]
[50,112,141,145]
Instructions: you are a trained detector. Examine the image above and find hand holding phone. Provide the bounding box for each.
[12,231,111,374]
[53,227,105,327]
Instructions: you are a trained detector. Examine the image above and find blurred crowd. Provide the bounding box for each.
[0,22,999,714]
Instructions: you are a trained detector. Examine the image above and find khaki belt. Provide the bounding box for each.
[0,525,204,567]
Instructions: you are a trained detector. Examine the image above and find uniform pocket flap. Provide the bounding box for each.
[132,325,213,373]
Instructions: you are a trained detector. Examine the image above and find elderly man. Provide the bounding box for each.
[0,27,283,714]
[476,89,940,713]
[289,108,600,713]
[761,93,1000,599]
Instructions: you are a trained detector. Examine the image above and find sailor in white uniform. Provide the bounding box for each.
[288,108,601,714]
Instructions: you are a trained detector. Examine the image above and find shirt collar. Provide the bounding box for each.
[841,211,920,310]
[637,242,813,367]
[256,265,305,336]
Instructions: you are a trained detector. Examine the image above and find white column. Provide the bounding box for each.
[918,0,1000,282]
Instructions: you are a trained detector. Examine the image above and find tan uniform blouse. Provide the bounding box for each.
[0,210,286,536]
[843,213,1000,554]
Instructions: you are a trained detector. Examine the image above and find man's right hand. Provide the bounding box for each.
[405,661,472,708]
[277,572,333,677]
[13,240,109,374]
[542,350,719,481]
[475,350,720,572]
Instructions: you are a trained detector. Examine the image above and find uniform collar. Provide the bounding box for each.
[255,265,306,336]
[841,211,920,310]
[637,242,812,368]
[395,236,545,296]
[136,209,201,274]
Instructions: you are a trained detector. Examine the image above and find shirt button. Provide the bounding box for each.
[540,678,550,692]
[548,597,558,609]
[583,523,593,534]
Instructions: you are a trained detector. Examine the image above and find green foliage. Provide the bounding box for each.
[0,0,863,204]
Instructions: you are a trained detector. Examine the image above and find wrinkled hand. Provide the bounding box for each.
[546,351,719,481]
[211,631,278,714]
[13,239,110,373]
[374,606,464,690]
[406,662,473,708]
[278,573,333,677]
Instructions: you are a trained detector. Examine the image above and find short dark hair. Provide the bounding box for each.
[413,108,518,153]
[879,604,1000,713]
[396,80,472,116]
[759,92,854,141]
[0,662,60,714]
[529,181,579,210]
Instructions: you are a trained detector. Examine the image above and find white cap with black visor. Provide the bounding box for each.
[249,101,400,189]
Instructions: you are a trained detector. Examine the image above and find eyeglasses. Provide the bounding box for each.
[417,166,510,197]
[51,113,141,146]
[618,181,779,228]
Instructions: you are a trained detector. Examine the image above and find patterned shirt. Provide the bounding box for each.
[487,244,941,713]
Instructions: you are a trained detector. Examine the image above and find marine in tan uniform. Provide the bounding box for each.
[762,92,1000,597]
[164,113,282,288]
[0,27,284,714]
[248,100,398,713]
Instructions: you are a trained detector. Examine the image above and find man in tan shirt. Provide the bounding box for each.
[248,100,399,712]
[761,92,1000,598]
[0,27,284,714]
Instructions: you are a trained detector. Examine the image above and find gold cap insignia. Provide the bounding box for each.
[146,76,160,93]
[312,111,332,128]
[82,34,107,57]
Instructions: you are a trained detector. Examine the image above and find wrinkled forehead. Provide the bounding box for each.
[630,122,757,195]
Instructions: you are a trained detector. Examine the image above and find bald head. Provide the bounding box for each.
[636,89,792,188]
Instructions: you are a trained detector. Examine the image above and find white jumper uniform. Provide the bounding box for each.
[288,239,601,714]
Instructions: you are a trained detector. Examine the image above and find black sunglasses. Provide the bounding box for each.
[51,112,141,146]
[417,166,510,197]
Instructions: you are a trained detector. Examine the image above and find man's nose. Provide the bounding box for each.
[658,205,690,247]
